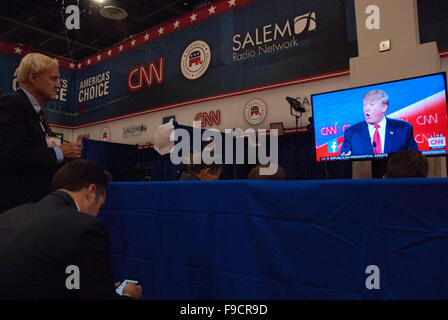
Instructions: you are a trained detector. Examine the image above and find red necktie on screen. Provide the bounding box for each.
[373,124,381,154]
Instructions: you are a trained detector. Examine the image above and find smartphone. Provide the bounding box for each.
[115,279,139,296]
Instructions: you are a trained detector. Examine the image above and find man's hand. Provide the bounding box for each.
[340,151,352,157]
[122,282,142,300]
[60,142,82,160]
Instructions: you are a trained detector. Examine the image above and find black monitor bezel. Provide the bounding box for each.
[310,71,448,163]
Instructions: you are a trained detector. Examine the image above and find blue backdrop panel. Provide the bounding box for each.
[98,179,448,299]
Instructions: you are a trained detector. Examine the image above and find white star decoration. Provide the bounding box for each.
[50,4,234,68]
[15,47,22,54]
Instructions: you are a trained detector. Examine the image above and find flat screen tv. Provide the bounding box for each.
[311,72,448,162]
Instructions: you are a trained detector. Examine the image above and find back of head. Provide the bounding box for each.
[17,53,58,84]
[51,159,110,195]
[385,150,428,178]
[182,150,222,180]
[248,164,285,180]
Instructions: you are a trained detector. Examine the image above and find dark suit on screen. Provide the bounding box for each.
[0,191,118,300]
[339,117,419,156]
[0,89,59,213]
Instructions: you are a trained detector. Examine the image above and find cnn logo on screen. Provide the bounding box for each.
[428,136,446,149]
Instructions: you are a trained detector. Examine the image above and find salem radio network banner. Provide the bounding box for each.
[0,0,446,127]
[72,0,357,126]
[1,0,359,126]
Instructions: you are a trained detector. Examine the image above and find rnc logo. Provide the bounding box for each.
[428,136,446,149]
[244,99,267,125]
[327,140,339,153]
[181,40,211,80]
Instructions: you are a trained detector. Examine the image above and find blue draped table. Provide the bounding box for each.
[99,179,448,299]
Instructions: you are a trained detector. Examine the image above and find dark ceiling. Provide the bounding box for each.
[0,0,211,61]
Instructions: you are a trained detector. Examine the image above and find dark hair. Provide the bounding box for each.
[182,150,222,175]
[247,164,285,180]
[185,163,222,175]
[385,150,429,178]
[51,160,110,194]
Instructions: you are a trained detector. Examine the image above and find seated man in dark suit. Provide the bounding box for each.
[384,150,429,178]
[339,89,418,156]
[0,160,142,300]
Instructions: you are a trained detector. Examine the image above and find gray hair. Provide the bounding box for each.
[17,53,58,84]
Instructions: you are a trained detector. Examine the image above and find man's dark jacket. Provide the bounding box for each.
[0,191,118,299]
[0,89,59,213]
[339,117,419,156]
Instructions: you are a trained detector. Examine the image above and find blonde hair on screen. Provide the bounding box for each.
[17,53,58,84]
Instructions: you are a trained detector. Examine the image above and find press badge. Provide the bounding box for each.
[46,136,61,148]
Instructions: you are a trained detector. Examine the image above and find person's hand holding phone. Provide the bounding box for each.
[115,279,142,300]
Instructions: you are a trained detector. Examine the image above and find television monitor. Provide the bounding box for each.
[311,72,448,162]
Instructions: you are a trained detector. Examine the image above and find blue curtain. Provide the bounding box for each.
[81,138,139,181]
[81,125,353,181]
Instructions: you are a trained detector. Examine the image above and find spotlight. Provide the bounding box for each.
[286,96,306,114]
[286,96,307,132]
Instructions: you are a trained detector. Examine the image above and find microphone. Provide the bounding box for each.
[373,141,377,155]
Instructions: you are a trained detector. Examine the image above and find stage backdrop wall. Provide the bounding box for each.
[0,0,447,143]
